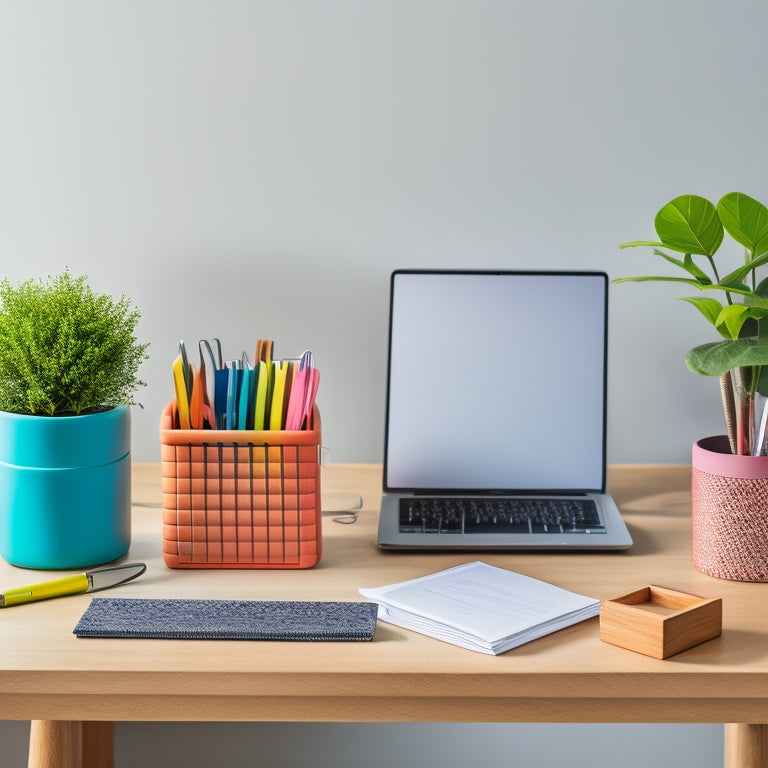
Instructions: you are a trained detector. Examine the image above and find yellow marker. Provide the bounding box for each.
[0,563,146,607]
[172,356,191,429]
[253,360,270,430]
[270,360,290,430]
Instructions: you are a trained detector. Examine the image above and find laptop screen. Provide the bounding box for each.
[383,270,608,494]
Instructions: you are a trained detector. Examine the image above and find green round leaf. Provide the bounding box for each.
[654,195,724,256]
[717,192,768,256]
[686,338,768,376]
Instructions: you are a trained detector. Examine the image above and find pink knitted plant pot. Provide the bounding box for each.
[692,435,768,581]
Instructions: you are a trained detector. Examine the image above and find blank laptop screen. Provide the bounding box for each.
[384,271,607,493]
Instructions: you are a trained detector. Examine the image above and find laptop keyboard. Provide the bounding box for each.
[399,497,605,535]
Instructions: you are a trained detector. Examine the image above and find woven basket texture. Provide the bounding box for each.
[691,467,768,581]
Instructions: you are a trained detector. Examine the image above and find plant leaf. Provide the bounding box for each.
[654,195,724,256]
[699,282,753,297]
[618,241,669,249]
[743,294,768,310]
[677,296,726,334]
[720,250,768,287]
[758,366,768,396]
[715,304,754,339]
[686,338,768,376]
[612,276,707,287]
[717,192,768,256]
[646,249,711,283]
[740,317,760,338]
[683,254,711,283]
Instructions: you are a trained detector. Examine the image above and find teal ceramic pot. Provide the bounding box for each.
[0,405,131,569]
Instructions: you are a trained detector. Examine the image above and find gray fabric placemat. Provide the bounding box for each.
[74,597,378,641]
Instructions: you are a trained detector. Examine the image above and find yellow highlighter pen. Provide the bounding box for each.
[0,563,146,607]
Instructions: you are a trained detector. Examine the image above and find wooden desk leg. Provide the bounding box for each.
[725,724,768,768]
[82,722,114,768]
[28,721,114,768]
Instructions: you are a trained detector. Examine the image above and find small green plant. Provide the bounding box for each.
[618,192,768,454]
[0,270,149,416]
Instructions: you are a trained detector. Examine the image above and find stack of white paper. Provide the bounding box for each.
[359,561,600,655]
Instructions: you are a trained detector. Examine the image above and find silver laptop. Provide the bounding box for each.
[377,269,632,550]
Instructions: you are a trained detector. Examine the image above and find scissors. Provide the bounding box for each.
[180,339,217,429]
[189,366,215,429]
[173,340,217,430]
[199,339,224,428]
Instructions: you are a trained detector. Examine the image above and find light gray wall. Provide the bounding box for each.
[0,0,762,764]
[4,0,763,466]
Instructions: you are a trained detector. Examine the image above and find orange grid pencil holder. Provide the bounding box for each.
[159,401,322,569]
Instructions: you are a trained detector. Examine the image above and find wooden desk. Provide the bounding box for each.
[2,464,766,768]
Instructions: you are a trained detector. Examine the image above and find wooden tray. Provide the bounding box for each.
[600,585,722,659]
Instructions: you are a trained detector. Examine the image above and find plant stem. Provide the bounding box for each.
[720,371,737,453]
[731,367,756,455]
[707,255,732,304]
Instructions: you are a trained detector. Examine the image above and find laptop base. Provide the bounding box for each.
[377,492,633,550]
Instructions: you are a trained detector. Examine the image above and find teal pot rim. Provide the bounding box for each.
[0,404,130,469]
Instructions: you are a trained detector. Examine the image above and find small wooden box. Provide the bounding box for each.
[600,586,722,659]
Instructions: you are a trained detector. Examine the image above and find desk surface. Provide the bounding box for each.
[0,463,765,724]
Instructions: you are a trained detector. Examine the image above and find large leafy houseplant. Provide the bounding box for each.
[618,192,768,455]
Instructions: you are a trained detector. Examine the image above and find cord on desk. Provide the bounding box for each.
[135,496,364,524]
[322,493,363,525]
